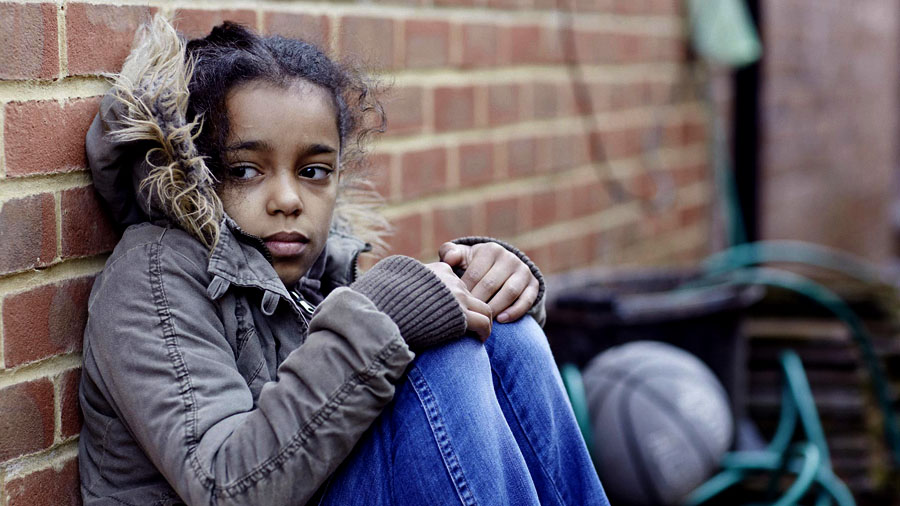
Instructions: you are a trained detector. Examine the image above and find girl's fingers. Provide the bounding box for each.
[480,264,530,316]
[496,279,539,323]
[438,242,468,269]
[464,297,493,341]
[459,249,497,292]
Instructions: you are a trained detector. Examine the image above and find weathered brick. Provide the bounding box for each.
[404,19,450,68]
[570,181,608,217]
[485,196,521,237]
[400,148,448,199]
[432,204,476,244]
[0,194,56,276]
[264,12,330,50]
[388,213,424,257]
[530,188,560,228]
[383,86,424,136]
[458,142,495,188]
[488,84,520,126]
[173,9,257,39]
[5,97,101,177]
[0,3,58,80]
[60,368,83,438]
[507,137,537,178]
[365,153,394,201]
[6,457,81,506]
[506,25,541,64]
[458,24,498,68]
[66,4,152,75]
[3,277,94,368]
[0,379,54,462]
[434,86,475,132]
[339,16,394,70]
[60,187,118,259]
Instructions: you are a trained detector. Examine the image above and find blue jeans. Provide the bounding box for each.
[315,317,609,505]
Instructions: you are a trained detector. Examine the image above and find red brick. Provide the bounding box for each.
[434,86,475,132]
[66,4,152,75]
[574,31,614,65]
[404,20,450,68]
[0,3,58,80]
[0,379,54,462]
[400,148,448,199]
[6,457,81,506]
[485,196,521,237]
[365,153,393,201]
[488,0,530,9]
[432,204,476,244]
[5,97,101,177]
[507,137,537,177]
[0,194,56,276]
[264,12,330,50]
[613,0,650,15]
[592,127,642,159]
[172,9,256,39]
[530,189,560,228]
[3,277,94,368]
[339,16,394,70]
[488,84,520,126]
[458,143,495,188]
[60,187,118,258]
[60,369,83,438]
[506,25,541,64]
[533,82,561,119]
[570,181,608,217]
[383,86,424,136]
[538,26,569,64]
[683,121,708,144]
[388,213,424,257]
[545,134,589,172]
[459,24,498,68]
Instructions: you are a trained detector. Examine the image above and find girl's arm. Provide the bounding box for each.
[83,234,466,505]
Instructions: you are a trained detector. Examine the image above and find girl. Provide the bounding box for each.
[79,16,607,506]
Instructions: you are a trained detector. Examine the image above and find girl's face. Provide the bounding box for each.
[218,79,340,287]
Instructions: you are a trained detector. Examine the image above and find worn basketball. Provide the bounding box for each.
[582,341,734,505]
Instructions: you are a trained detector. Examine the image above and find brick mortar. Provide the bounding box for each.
[0,300,4,369]
[382,143,708,215]
[52,375,62,444]
[0,256,106,296]
[2,438,78,482]
[53,192,62,263]
[374,101,706,152]
[0,172,94,202]
[514,200,644,248]
[386,63,689,85]
[0,78,108,103]
[0,353,81,391]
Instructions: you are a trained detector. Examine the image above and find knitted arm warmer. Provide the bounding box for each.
[350,255,467,350]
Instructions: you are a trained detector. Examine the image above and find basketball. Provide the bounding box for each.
[582,341,734,505]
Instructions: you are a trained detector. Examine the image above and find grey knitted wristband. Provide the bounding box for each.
[350,255,467,350]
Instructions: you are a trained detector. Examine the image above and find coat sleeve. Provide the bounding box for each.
[450,236,547,327]
[85,242,462,505]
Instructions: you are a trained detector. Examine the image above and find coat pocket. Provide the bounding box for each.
[234,328,268,402]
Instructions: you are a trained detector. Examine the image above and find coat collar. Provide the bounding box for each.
[204,216,369,316]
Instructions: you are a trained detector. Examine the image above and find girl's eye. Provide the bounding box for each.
[227,165,261,180]
[298,165,333,181]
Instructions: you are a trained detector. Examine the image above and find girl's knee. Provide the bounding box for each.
[486,316,554,367]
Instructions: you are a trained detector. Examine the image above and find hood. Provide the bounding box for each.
[85,15,389,253]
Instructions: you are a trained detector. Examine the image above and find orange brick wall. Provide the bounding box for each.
[0,1,712,503]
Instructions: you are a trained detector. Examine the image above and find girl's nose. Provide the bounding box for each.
[266,173,303,216]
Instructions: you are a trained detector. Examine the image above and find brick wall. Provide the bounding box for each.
[0,1,711,502]
[760,0,899,263]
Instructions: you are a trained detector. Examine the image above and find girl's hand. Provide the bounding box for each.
[424,262,493,341]
[438,242,539,324]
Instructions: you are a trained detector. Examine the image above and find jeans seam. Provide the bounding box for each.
[490,365,570,506]
[408,366,477,506]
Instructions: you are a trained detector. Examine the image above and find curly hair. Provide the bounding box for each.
[186,22,386,179]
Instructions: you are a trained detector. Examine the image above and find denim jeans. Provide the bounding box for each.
[314,316,609,505]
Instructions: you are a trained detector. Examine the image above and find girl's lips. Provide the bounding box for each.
[265,240,307,257]
[263,232,309,257]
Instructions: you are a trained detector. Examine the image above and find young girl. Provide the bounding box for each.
[79,16,607,506]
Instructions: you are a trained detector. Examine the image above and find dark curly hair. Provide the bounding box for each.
[185,22,385,178]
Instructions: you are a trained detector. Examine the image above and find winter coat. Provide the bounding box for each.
[77,16,545,506]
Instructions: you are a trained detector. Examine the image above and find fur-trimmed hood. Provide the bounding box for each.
[85,15,388,253]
